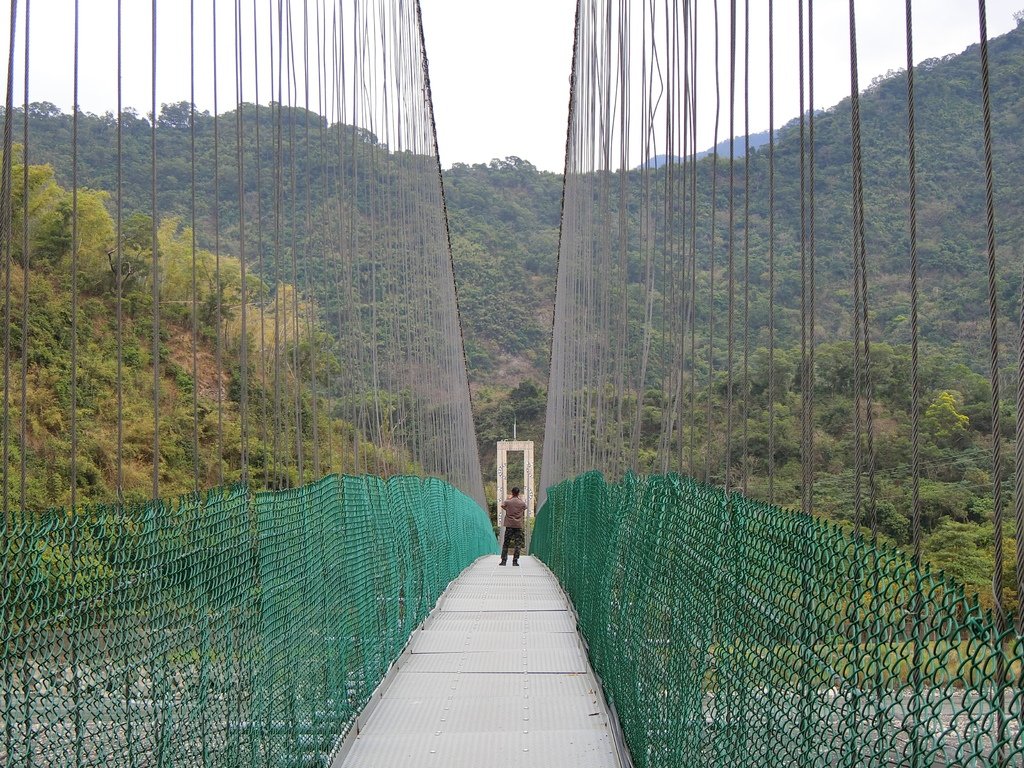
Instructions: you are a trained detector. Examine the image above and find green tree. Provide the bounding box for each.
[923,390,970,448]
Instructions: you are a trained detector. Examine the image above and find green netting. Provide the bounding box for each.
[533,472,1023,767]
[0,474,496,767]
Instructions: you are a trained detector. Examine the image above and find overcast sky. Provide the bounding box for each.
[1,1,1021,172]
[420,0,1021,171]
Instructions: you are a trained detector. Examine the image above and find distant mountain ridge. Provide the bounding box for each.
[641,128,772,168]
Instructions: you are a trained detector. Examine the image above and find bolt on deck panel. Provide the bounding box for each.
[401,647,590,674]
[410,629,583,653]
[340,730,618,768]
[382,671,599,700]
[425,610,578,633]
[334,556,623,768]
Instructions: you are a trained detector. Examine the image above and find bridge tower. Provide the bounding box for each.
[496,439,536,550]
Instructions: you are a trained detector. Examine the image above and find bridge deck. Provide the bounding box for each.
[334,555,624,768]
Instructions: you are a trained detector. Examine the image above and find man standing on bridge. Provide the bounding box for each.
[499,487,527,566]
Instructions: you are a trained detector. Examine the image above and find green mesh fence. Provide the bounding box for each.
[0,474,496,767]
[532,472,1023,767]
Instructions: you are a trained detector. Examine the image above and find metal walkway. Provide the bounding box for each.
[334,555,625,768]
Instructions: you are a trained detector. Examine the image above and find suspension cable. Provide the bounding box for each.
[150,0,159,502]
[190,0,200,491]
[1,0,17,522]
[115,0,125,500]
[235,0,249,484]
[904,0,924,570]
[767,0,776,502]
[976,0,1007,633]
[19,0,30,515]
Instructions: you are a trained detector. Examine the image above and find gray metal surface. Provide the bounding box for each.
[425,610,578,633]
[410,629,582,653]
[334,555,623,768]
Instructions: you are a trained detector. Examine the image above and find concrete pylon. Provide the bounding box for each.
[496,440,535,551]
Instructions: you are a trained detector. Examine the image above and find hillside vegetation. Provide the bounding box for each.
[2,151,388,510]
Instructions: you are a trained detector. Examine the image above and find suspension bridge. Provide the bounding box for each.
[1,0,1022,766]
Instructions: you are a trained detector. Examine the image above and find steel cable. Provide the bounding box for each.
[805,0,816,517]
[977,0,1007,633]
[903,7,928,760]
[149,0,159,502]
[114,0,126,502]
[190,0,200,491]
[904,0,924,572]
[255,0,270,489]
[705,0,720,484]
[235,0,250,483]
[797,0,809,516]
[17,0,28,514]
[0,0,15,525]
[0,13,16,757]
[70,0,79,511]
[741,0,749,495]
[725,0,736,495]
[767,0,776,502]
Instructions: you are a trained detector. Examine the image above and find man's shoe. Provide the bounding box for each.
[512,560,520,566]
[499,560,507,566]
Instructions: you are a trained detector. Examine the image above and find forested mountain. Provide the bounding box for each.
[444,157,561,378]
[17,22,1021,382]
[6,19,1024,602]
[447,21,1024,385]
[2,153,382,511]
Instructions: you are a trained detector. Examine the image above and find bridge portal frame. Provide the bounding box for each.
[496,439,535,551]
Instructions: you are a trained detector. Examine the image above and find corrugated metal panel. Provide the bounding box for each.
[358,696,610,734]
[411,629,581,653]
[400,647,589,674]
[442,597,569,612]
[341,730,618,768]
[426,611,577,633]
[444,585,565,600]
[384,672,598,700]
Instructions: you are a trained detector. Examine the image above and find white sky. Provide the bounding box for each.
[420,0,1022,171]
[1,1,1021,172]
